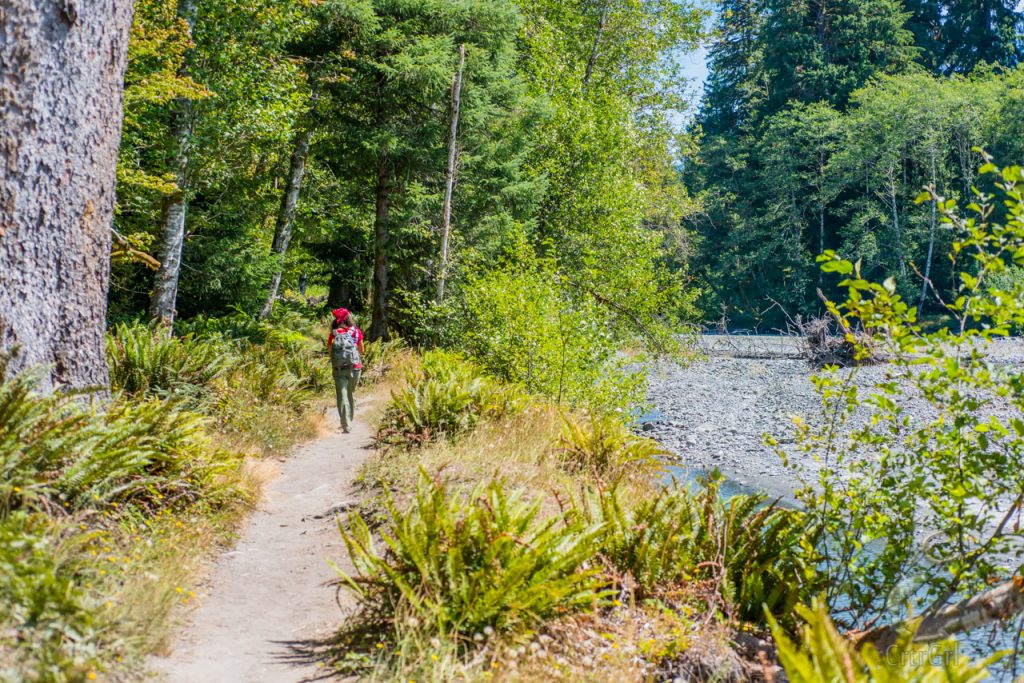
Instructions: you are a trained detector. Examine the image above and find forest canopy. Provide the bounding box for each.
[108,0,1024,337]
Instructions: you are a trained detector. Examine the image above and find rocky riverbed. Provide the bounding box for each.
[643,334,1024,502]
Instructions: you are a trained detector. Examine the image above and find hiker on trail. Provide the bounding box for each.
[328,308,364,433]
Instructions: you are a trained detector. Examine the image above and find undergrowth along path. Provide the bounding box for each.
[150,402,375,682]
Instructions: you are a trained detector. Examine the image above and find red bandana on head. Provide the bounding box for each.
[332,307,350,321]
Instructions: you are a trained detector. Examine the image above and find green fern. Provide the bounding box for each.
[581,476,821,628]
[770,601,1005,682]
[361,338,407,384]
[378,351,525,446]
[335,470,610,640]
[0,355,231,514]
[558,411,669,481]
[107,322,233,398]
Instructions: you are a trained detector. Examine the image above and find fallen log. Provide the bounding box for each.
[851,576,1024,653]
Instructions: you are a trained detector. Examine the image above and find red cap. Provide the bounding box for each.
[332,307,349,320]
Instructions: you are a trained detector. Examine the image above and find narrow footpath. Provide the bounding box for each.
[150,405,374,682]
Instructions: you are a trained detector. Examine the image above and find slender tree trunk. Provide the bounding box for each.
[260,126,312,319]
[437,44,465,303]
[920,148,938,311]
[888,168,906,277]
[0,0,133,391]
[149,0,197,328]
[818,205,825,289]
[369,159,391,341]
[816,0,827,44]
[583,0,610,88]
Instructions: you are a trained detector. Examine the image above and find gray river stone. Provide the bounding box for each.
[645,334,1024,504]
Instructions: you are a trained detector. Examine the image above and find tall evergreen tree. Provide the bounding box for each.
[699,0,767,136]
[688,0,917,327]
[760,0,916,114]
[308,0,538,340]
[940,0,1023,74]
[904,0,944,71]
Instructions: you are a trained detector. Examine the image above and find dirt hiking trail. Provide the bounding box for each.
[150,404,374,683]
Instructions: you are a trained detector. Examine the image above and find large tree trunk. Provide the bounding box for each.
[437,44,465,303]
[369,159,391,341]
[260,126,312,319]
[149,0,197,328]
[0,0,134,391]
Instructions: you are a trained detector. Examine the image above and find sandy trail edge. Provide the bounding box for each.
[148,401,375,683]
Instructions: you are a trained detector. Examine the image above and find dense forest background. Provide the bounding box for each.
[690,0,1024,328]
[111,0,1024,338]
[112,0,703,349]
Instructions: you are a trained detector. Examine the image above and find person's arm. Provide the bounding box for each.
[357,328,365,354]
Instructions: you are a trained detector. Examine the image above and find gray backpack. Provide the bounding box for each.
[331,328,360,369]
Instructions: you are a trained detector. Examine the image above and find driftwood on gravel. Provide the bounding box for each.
[798,317,879,368]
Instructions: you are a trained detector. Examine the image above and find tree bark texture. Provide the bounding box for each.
[260,126,312,319]
[0,0,134,391]
[436,44,465,303]
[148,0,197,327]
[369,159,391,341]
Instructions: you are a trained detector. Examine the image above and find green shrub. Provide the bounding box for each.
[582,476,821,628]
[230,347,313,414]
[0,514,100,683]
[447,266,649,413]
[787,162,1024,626]
[335,471,610,641]
[107,323,233,399]
[378,351,525,446]
[769,601,1004,682]
[108,313,330,457]
[558,411,669,481]
[280,346,332,394]
[176,309,321,348]
[360,338,407,384]
[0,356,232,514]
